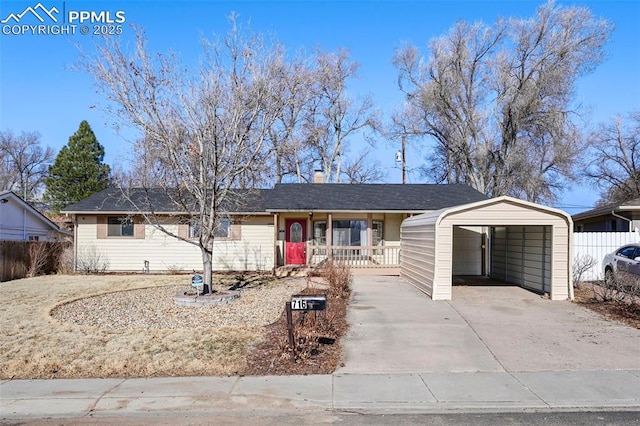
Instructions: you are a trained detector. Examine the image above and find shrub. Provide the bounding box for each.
[572,254,597,288]
[595,270,640,307]
[322,262,352,299]
[56,245,75,274]
[77,244,109,273]
[27,242,54,277]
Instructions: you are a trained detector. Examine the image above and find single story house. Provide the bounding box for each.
[572,198,640,232]
[60,183,488,274]
[0,191,71,241]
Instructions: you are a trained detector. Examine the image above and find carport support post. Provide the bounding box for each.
[285,301,295,360]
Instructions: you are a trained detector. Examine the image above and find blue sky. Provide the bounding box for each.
[1,0,639,214]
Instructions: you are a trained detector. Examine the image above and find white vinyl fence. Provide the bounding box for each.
[573,231,640,281]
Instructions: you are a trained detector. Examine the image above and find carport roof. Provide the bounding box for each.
[402,195,573,227]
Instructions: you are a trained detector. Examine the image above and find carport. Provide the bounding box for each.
[400,196,573,301]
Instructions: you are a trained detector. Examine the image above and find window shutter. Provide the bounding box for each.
[97,216,107,239]
[230,221,241,240]
[178,223,189,239]
[134,216,145,239]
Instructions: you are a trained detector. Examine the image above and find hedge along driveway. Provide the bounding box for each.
[1,274,302,379]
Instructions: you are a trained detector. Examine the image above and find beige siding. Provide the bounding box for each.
[76,215,274,272]
[491,226,551,294]
[452,226,483,275]
[550,224,571,300]
[433,225,453,300]
[401,222,436,297]
[384,214,404,243]
[441,201,565,226]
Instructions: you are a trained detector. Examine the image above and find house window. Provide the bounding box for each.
[332,220,367,246]
[372,220,384,246]
[28,235,40,241]
[107,216,134,237]
[313,220,384,246]
[189,222,202,239]
[214,218,231,238]
[188,218,231,239]
[313,221,327,245]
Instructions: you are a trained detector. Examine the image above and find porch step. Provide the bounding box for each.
[274,265,400,277]
[274,265,313,278]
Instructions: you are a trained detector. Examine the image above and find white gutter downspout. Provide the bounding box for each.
[23,207,27,240]
[611,210,632,231]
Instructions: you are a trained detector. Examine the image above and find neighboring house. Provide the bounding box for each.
[60,183,488,273]
[572,198,640,232]
[0,191,72,241]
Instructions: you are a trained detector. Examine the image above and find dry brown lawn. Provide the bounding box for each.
[0,274,305,379]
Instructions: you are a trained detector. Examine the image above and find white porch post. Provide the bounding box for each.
[273,213,279,271]
[327,213,333,261]
[367,213,373,247]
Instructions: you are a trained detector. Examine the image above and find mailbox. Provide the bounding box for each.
[290,294,327,311]
[191,274,204,287]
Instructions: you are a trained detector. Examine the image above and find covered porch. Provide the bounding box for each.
[272,211,404,273]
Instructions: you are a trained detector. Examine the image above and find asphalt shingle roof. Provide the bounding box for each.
[62,184,488,214]
[61,187,269,214]
[266,183,487,212]
[572,197,640,220]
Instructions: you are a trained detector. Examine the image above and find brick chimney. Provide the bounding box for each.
[313,170,324,184]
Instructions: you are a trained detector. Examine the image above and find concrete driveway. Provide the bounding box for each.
[337,276,640,374]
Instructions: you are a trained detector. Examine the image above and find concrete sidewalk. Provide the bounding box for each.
[2,370,640,420]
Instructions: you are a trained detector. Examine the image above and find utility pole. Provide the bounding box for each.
[401,135,406,184]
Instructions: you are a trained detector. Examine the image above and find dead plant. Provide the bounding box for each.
[322,261,352,299]
[27,242,53,277]
[56,245,75,274]
[572,254,597,288]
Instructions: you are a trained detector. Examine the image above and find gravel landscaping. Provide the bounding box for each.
[51,282,304,330]
[1,274,307,379]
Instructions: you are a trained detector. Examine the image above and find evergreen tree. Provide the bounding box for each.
[45,121,111,211]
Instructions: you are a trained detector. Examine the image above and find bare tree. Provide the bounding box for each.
[265,50,316,183]
[340,150,386,183]
[80,17,284,291]
[586,111,640,204]
[304,49,380,183]
[0,130,54,200]
[393,1,612,202]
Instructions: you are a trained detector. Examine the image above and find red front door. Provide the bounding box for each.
[285,219,307,265]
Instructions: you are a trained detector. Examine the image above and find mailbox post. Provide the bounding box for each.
[286,294,327,359]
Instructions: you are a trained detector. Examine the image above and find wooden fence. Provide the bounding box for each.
[573,231,640,281]
[0,241,71,282]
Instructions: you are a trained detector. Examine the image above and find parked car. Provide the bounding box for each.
[602,243,640,285]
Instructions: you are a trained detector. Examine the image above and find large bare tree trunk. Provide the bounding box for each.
[201,249,213,295]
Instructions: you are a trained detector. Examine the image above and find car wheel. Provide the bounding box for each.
[604,268,615,287]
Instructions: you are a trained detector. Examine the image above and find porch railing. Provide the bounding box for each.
[308,245,400,268]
